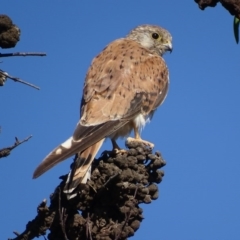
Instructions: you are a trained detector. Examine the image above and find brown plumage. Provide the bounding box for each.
[33,24,172,199]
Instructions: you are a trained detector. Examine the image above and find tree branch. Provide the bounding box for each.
[0,70,40,90]
[0,135,32,158]
[0,52,46,57]
[9,141,166,240]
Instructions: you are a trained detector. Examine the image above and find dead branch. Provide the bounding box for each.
[0,135,32,158]
[0,52,46,57]
[0,15,46,90]
[9,141,166,240]
[0,70,40,90]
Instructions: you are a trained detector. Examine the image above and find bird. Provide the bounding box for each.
[33,24,172,199]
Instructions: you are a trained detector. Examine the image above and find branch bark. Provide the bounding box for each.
[0,52,46,57]
[0,70,40,90]
[0,135,32,158]
[0,14,46,89]
[9,141,166,240]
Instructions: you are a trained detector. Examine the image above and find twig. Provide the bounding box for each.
[0,135,32,158]
[0,52,46,57]
[12,231,20,236]
[0,70,40,90]
[103,172,121,187]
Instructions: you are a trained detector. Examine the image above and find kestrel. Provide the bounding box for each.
[33,24,172,198]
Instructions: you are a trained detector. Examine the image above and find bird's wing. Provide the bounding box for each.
[33,39,169,178]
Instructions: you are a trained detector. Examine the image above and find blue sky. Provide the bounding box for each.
[1,1,240,240]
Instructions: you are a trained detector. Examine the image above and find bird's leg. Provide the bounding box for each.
[111,139,121,150]
[101,139,127,156]
[126,125,154,149]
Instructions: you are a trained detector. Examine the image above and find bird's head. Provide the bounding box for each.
[126,24,172,56]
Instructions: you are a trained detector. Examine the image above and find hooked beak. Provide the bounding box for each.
[164,41,173,53]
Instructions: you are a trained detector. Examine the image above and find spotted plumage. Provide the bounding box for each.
[33,24,172,199]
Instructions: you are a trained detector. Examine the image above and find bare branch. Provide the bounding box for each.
[0,70,40,90]
[0,52,46,57]
[0,135,32,158]
[8,199,54,240]
[9,141,166,240]
[12,232,20,237]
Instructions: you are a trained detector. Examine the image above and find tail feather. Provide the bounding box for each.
[33,120,127,179]
[63,139,104,199]
[33,136,83,178]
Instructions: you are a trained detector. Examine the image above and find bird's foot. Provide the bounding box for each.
[113,148,127,155]
[101,148,127,157]
[126,137,154,149]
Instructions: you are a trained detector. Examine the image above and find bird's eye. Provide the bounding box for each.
[152,33,159,39]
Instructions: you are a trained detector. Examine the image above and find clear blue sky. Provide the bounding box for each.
[1,1,240,240]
